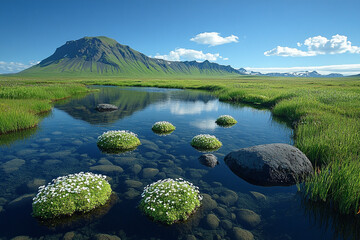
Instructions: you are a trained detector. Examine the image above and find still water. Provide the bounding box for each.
[0,86,357,240]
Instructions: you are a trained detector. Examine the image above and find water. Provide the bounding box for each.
[0,86,356,240]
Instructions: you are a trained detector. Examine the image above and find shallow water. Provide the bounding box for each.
[0,86,357,240]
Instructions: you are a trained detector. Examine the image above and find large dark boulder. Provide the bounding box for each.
[96,104,118,112]
[224,143,313,186]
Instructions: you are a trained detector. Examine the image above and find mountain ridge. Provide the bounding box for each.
[21,36,241,77]
[239,69,344,78]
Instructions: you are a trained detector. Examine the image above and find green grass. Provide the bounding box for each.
[1,74,360,214]
[152,121,176,134]
[0,80,91,134]
[97,130,141,153]
[191,134,222,151]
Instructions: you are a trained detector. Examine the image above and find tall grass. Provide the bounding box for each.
[0,81,90,134]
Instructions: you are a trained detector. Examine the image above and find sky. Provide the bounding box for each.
[1,0,360,75]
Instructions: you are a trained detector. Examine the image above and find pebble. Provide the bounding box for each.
[142,168,159,178]
[124,180,143,189]
[130,164,142,175]
[250,191,267,201]
[90,165,124,173]
[1,158,25,173]
[206,213,220,229]
[94,234,121,240]
[236,209,261,228]
[232,227,254,240]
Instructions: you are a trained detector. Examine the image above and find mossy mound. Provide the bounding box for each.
[32,172,112,219]
[97,130,140,153]
[190,134,222,151]
[152,121,176,134]
[139,178,202,225]
[215,115,237,127]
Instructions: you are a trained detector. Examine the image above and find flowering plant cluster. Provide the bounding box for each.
[152,121,176,134]
[139,178,202,225]
[97,130,140,152]
[32,172,112,219]
[215,115,237,126]
[190,134,222,151]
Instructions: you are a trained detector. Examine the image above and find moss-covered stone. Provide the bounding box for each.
[190,134,222,151]
[97,130,140,153]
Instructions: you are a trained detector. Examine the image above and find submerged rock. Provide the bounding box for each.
[90,165,124,173]
[250,191,267,201]
[232,227,254,240]
[142,168,159,178]
[236,209,261,228]
[198,154,219,168]
[224,143,314,186]
[1,158,25,173]
[205,213,220,229]
[96,104,118,112]
[94,234,121,240]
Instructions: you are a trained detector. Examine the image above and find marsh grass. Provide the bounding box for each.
[0,81,90,134]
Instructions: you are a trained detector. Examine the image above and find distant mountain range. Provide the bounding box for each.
[21,36,239,76]
[237,68,344,78]
[19,36,346,78]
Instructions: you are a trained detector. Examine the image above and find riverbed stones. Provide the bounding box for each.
[10,236,32,240]
[130,164,142,175]
[198,154,219,168]
[1,158,25,173]
[96,104,118,112]
[94,233,121,240]
[219,189,238,206]
[202,193,217,211]
[124,180,143,189]
[205,213,220,229]
[232,227,254,240]
[27,178,46,192]
[221,219,233,230]
[236,209,261,228]
[224,143,314,186]
[124,188,140,199]
[142,168,159,178]
[90,165,124,173]
[63,232,75,240]
[250,191,267,201]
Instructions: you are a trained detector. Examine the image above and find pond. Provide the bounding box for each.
[0,86,357,240]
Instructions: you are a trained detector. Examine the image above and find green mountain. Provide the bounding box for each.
[21,36,241,77]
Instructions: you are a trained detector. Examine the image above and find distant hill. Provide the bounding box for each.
[20,36,241,77]
[239,69,344,78]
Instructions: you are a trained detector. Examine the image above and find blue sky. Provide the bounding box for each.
[1,0,360,75]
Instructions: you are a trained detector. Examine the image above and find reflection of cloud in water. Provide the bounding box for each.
[190,119,218,130]
[157,100,218,115]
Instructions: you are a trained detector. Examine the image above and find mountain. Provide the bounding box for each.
[239,69,344,78]
[20,36,241,76]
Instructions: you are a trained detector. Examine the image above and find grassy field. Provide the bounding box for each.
[1,74,360,215]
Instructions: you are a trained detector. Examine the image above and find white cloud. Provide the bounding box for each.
[265,34,360,57]
[156,100,218,115]
[244,63,360,76]
[190,32,238,46]
[264,46,315,57]
[0,60,39,73]
[190,119,218,130]
[154,48,221,61]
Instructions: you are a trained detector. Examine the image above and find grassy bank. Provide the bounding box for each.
[1,74,360,215]
[0,80,91,134]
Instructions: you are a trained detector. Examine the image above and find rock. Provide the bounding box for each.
[221,220,232,230]
[213,207,228,218]
[130,164,142,175]
[224,143,314,186]
[63,232,75,240]
[37,138,51,143]
[0,197,6,205]
[94,234,121,240]
[232,227,254,240]
[44,159,62,165]
[185,235,197,240]
[124,180,143,189]
[52,131,62,135]
[236,209,261,228]
[27,178,46,192]
[250,191,267,201]
[90,165,124,173]
[98,158,113,165]
[1,158,25,173]
[218,189,238,206]
[96,104,118,112]
[144,152,161,159]
[16,149,37,156]
[202,194,217,211]
[142,168,159,178]
[124,188,140,199]
[0,206,3,212]
[72,140,83,146]
[205,214,220,229]
[10,236,32,240]
[198,154,219,168]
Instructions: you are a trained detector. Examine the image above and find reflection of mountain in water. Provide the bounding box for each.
[55,87,216,125]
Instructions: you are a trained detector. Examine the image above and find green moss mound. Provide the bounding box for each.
[190,134,222,151]
[97,130,140,152]
[215,115,237,126]
[139,178,202,225]
[32,172,112,219]
[152,121,176,134]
